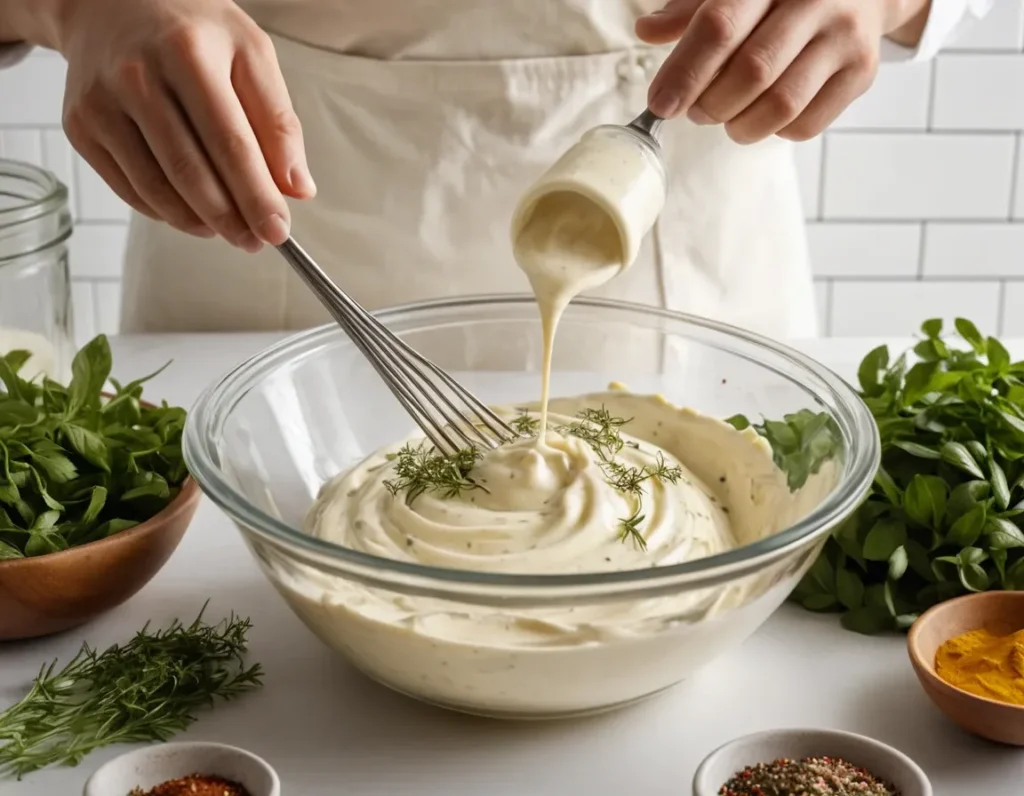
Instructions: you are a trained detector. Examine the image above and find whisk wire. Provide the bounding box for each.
[276,238,519,456]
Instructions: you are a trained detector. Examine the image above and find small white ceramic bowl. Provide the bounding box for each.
[693,728,932,796]
[83,741,280,796]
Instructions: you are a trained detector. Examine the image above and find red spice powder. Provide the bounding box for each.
[129,773,252,796]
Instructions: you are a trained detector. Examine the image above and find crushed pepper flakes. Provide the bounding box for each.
[128,772,252,796]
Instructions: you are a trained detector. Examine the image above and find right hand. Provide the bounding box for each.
[55,0,315,251]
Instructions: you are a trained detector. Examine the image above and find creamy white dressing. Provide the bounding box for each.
[287,127,836,716]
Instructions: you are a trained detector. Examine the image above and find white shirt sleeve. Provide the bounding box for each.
[880,0,998,61]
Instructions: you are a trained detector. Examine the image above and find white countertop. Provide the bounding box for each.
[4,333,1024,796]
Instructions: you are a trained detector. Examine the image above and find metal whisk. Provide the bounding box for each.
[275,237,520,456]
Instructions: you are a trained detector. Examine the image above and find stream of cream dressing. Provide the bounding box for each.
[289,132,838,716]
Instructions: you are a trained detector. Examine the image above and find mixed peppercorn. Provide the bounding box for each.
[718,755,900,796]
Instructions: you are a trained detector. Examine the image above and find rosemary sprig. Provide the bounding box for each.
[0,604,263,780]
[383,442,485,503]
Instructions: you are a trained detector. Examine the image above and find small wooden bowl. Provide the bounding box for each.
[0,477,201,641]
[907,591,1024,746]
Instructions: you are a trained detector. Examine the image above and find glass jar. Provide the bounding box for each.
[0,159,74,383]
[511,125,667,271]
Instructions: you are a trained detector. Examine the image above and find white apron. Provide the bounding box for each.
[119,0,816,341]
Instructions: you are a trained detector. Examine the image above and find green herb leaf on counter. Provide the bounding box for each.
[778,318,1024,634]
[0,605,263,779]
[0,335,187,557]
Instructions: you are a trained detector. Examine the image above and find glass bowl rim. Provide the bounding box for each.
[183,294,879,596]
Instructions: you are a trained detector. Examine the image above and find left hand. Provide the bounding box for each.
[636,0,904,144]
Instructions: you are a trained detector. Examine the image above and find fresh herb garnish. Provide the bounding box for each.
[558,412,683,551]
[725,409,840,491]
[0,605,262,779]
[383,442,485,503]
[743,318,1024,635]
[0,335,187,559]
[383,406,682,551]
[509,409,540,437]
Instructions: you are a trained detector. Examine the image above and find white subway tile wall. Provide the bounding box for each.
[3,10,1024,341]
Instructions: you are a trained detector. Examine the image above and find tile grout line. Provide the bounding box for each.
[997,281,1008,336]
[1009,132,1022,220]
[925,59,938,133]
[917,222,927,280]
[824,280,835,337]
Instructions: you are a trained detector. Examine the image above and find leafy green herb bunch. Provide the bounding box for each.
[792,318,1024,634]
[0,334,187,559]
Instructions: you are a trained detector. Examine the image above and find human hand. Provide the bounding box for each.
[636,0,918,144]
[56,0,314,251]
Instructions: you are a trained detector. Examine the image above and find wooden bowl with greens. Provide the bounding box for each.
[0,335,198,640]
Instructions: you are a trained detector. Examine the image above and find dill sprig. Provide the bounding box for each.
[560,413,684,551]
[383,442,485,503]
[509,410,540,437]
[0,604,263,780]
[381,407,684,551]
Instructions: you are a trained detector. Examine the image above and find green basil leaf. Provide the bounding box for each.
[965,440,989,464]
[873,467,903,506]
[985,517,1024,549]
[947,481,990,521]
[0,538,23,560]
[903,361,939,405]
[805,553,835,594]
[0,356,25,400]
[858,345,890,396]
[947,503,987,547]
[1006,558,1024,589]
[883,580,897,616]
[888,545,909,580]
[724,414,750,431]
[94,518,139,538]
[60,423,110,472]
[863,518,907,561]
[904,474,947,529]
[24,531,68,556]
[959,562,990,592]
[836,567,865,609]
[941,442,986,479]
[989,456,1011,511]
[990,548,1008,586]
[904,540,936,582]
[891,441,941,460]
[958,546,987,566]
[988,336,1011,371]
[921,318,943,339]
[801,593,838,612]
[955,318,985,353]
[81,486,108,525]
[0,400,39,426]
[65,334,113,418]
[895,614,919,630]
[841,606,893,636]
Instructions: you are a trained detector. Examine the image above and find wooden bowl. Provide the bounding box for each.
[907,591,1024,746]
[0,477,201,641]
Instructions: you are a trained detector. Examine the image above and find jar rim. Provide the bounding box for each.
[0,158,69,228]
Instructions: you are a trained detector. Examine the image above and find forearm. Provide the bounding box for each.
[884,0,932,47]
[0,0,66,49]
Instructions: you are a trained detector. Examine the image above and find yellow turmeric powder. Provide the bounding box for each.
[934,627,1024,706]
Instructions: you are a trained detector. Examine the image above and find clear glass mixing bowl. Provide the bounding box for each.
[183,296,879,719]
